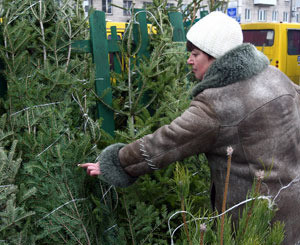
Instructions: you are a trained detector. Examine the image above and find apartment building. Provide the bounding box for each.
[237,0,300,23]
[82,0,300,23]
[82,0,193,22]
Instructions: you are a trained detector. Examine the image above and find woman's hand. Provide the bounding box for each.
[78,162,101,176]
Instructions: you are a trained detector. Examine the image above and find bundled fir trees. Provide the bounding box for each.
[0,0,103,244]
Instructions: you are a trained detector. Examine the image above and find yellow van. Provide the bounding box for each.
[106,22,156,40]
[106,22,126,40]
[241,23,300,84]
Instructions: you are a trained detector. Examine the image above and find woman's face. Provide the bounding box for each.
[187,49,215,80]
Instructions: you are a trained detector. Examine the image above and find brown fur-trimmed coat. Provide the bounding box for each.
[99,44,300,244]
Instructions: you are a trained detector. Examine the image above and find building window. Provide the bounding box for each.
[258,9,267,21]
[123,0,132,15]
[181,4,188,11]
[102,0,112,14]
[245,8,251,21]
[283,12,289,22]
[143,2,152,8]
[272,10,278,21]
[296,13,300,23]
[166,3,175,9]
[82,0,90,17]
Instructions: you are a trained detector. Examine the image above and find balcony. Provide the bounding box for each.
[254,0,276,5]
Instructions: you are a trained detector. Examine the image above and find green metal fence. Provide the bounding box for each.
[72,10,186,136]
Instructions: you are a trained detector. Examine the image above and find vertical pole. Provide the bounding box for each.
[168,12,186,42]
[90,11,115,136]
[132,9,151,106]
[0,24,7,98]
[133,9,150,59]
[0,61,7,98]
[110,26,121,74]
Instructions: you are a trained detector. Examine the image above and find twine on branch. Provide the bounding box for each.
[10,102,62,116]
[36,198,87,223]
[36,128,69,157]
[72,93,91,132]
[0,184,14,188]
[100,185,114,201]
[71,93,100,137]
[36,184,116,224]
[168,174,300,244]
[7,1,39,24]
[168,210,199,245]
[104,224,118,233]
[132,10,164,34]
[273,175,300,204]
[168,195,272,245]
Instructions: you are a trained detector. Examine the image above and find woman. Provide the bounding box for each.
[80,12,300,244]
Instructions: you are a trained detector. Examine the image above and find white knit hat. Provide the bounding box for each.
[186,11,243,59]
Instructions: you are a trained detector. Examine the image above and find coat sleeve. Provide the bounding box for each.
[99,95,220,187]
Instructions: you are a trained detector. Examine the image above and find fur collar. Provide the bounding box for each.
[191,43,270,97]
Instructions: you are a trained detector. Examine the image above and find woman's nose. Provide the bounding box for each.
[187,55,193,65]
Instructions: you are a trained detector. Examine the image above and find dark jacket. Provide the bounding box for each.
[99,44,300,245]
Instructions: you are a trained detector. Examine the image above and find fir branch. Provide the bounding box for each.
[57,209,80,221]
[123,195,136,245]
[60,9,72,70]
[135,93,158,115]
[168,195,273,244]
[36,129,69,157]
[0,184,13,188]
[35,0,47,64]
[91,89,128,116]
[104,224,118,233]
[57,218,84,245]
[65,183,91,245]
[168,210,198,245]
[60,0,73,11]
[7,1,37,25]
[36,197,87,223]
[10,102,62,116]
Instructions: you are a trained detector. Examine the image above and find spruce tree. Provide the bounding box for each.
[0,0,103,244]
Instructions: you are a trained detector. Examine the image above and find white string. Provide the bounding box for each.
[133,10,164,34]
[35,184,115,224]
[8,2,39,25]
[0,184,14,188]
[77,79,90,85]
[168,175,300,244]
[10,77,92,118]
[11,102,62,116]
[104,224,117,233]
[272,175,300,204]
[36,129,69,157]
[36,198,87,223]
[168,210,199,245]
[168,195,272,245]
[18,75,32,80]
[122,9,164,49]
[71,93,93,133]
[100,185,113,201]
